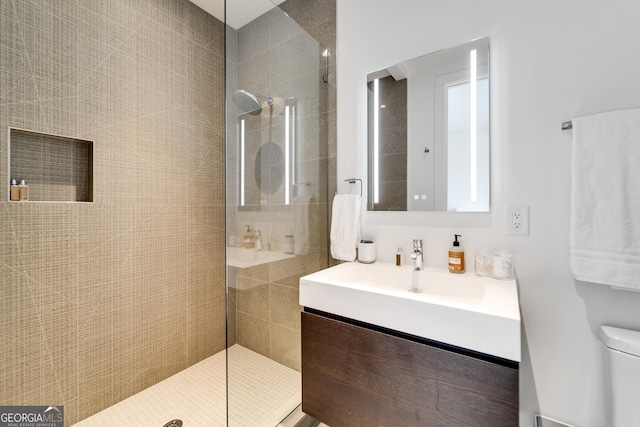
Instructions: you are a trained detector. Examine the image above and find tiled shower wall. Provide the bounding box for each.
[0,1,225,425]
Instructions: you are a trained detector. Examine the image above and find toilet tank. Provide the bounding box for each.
[600,326,640,427]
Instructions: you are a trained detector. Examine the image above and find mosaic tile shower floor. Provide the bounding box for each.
[73,345,300,427]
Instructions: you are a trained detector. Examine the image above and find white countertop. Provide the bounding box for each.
[300,262,521,362]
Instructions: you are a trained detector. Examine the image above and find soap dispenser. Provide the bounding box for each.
[448,234,465,273]
[243,225,256,249]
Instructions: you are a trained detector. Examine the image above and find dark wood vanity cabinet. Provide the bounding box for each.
[301,310,519,427]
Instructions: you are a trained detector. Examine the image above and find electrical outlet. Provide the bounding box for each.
[508,205,529,236]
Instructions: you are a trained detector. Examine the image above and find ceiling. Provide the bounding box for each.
[189,0,285,29]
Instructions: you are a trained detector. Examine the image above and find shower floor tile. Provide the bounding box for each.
[228,345,301,426]
[73,345,301,427]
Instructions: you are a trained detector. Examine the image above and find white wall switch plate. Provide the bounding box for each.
[508,205,529,236]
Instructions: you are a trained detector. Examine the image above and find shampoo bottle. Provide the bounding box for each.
[10,179,19,201]
[19,179,29,201]
[448,234,465,273]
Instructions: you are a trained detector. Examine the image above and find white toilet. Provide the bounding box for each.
[600,325,640,427]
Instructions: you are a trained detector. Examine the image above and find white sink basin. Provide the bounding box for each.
[300,262,521,361]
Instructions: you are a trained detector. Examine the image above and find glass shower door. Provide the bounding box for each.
[224,1,329,425]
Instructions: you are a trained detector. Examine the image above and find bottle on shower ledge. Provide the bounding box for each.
[19,179,29,201]
[10,179,19,201]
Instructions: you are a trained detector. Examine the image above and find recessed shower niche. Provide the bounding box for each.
[8,128,93,202]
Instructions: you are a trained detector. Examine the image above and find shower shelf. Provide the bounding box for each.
[8,128,94,203]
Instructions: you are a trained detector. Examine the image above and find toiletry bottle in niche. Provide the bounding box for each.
[10,179,19,201]
[243,225,256,249]
[448,234,465,273]
[396,247,404,267]
[19,179,29,201]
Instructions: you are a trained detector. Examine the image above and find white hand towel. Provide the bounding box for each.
[569,108,640,290]
[330,194,361,262]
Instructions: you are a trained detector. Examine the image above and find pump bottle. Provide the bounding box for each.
[243,225,256,249]
[448,234,465,273]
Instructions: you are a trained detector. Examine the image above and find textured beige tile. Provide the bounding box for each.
[1,0,226,424]
[270,248,328,284]
[271,323,301,371]
[271,283,302,331]
[237,312,271,358]
[237,278,270,320]
[233,261,271,282]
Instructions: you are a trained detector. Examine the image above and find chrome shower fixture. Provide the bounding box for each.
[232,90,273,115]
[232,89,285,117]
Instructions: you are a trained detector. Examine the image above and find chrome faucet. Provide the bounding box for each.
[409,239,423,293]
[410,239,423,271]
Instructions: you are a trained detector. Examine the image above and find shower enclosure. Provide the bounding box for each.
[225,0,332,425]
[1,1,228,425]
[0,0,332,425]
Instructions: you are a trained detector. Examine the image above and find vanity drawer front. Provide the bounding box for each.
[301,311,518,427]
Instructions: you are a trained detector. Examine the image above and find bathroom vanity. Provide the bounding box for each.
[299,262,520,426]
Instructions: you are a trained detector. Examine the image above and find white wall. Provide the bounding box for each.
[336,0,640,425]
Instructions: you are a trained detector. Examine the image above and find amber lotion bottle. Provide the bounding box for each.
[448,234,465,273]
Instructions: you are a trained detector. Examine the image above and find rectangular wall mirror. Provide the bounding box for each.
[367,37,490,212]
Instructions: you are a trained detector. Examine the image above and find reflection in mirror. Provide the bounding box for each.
[237,97,297,208]
[255,142,284,194]
[367,37,490,212]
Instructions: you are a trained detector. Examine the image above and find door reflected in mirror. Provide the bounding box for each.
[367,37,490,212]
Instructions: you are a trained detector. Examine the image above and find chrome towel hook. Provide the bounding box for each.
[344,178,362,197]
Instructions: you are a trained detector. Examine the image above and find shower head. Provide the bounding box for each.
[232,90,272,116]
